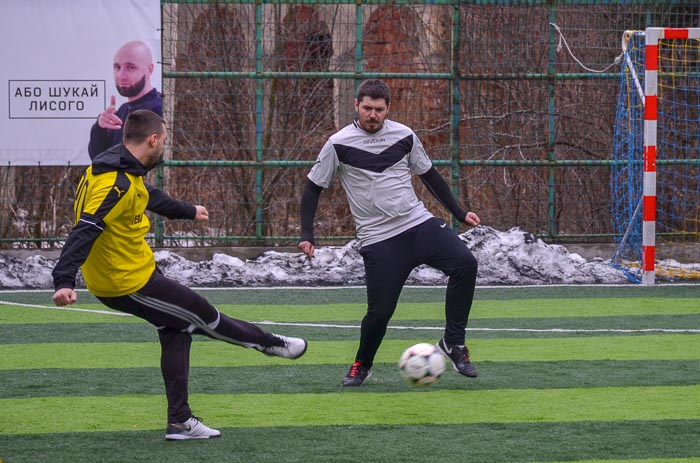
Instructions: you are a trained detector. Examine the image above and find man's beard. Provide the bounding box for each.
[117,74,147,98]
[145,151,164,170]
[360,117,382,133]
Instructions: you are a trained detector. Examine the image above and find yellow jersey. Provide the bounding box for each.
[52,144,195,297]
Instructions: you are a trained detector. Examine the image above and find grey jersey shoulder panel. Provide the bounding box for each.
[308,119,433,246]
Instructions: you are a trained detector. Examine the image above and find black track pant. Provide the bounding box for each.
[356,217,478,368]
[98,270,283,423]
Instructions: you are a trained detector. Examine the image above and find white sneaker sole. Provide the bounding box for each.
[165,432,221,440]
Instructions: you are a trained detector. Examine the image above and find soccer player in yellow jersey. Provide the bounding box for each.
[52,109,307,440]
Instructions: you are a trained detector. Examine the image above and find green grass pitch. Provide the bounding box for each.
[0,285,698,463]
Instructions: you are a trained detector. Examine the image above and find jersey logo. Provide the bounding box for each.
[113,185,126,198]
[334,134,413,173]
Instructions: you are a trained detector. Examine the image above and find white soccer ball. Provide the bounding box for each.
[398,342,445,387]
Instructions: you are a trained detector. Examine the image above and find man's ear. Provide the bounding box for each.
[148,133,158,147]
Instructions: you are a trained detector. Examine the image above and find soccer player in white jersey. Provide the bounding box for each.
[298,79,481,386]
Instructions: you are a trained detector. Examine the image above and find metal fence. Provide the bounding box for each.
[1,0,699,248]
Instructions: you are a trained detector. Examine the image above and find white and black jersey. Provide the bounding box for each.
[302,116,478,372]
[308,119,434,246]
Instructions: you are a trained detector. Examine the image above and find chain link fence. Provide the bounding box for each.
[1,0,698,249]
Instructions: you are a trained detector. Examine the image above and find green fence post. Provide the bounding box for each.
[254,0,264,243]
[355,0,363,92]
[154,160,165,246]
[547,2,558,239]
[451,1,461,229]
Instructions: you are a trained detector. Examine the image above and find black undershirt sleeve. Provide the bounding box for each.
[146,184,197,220]
[52,214,104,290]
[419,167,467,222]
[88,122,112,160]
[300,179,323,245]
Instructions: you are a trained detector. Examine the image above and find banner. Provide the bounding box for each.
[0,0,161,166]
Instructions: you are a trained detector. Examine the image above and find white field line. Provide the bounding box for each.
[0,300,132,316]
[1,282,700,294]
[254,321,700,334]
[1,300,699,333]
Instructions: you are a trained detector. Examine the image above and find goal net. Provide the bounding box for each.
[611,27,700,284]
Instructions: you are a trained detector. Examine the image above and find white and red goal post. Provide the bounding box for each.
[642,27,700,285]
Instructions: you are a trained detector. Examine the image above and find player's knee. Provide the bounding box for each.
[448,251,478,279]
[207,309,221,330]
[363,307,395,326]
[467,252,478,273]
[458,250,478,272]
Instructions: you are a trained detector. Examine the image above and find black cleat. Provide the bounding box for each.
[342,361,372,387]
[436,337,478,378]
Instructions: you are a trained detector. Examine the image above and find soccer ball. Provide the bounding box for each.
[398,343,445,387]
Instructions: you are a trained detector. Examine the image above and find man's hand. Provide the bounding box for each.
[464,211,481,227]
[53,288,77,306]
[298,241,315,258]
[194,205,209,221]
[97,95,123,130]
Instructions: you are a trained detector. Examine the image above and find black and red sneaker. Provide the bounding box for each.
[436,337,478,378]
[342,361,372,387]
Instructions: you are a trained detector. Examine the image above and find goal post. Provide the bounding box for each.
[612,27,700,284]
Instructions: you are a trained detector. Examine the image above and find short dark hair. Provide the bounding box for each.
[123,109,165,144]
[356,79,391,104]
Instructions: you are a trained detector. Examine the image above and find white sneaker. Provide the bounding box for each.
[260,335,308,359]
[165,416,221,440]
